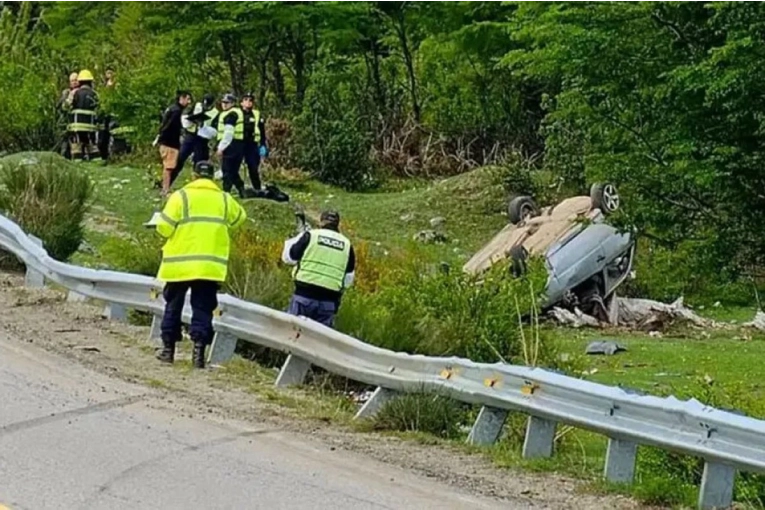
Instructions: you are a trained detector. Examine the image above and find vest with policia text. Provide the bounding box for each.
[293,229,352,292]
[216,107,244,141]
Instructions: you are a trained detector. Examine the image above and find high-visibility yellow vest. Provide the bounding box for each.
[216,107,244,141]
[245,109,261,143]
[293,229,352,292]
[204,107,219,128]
[155,179,247,283]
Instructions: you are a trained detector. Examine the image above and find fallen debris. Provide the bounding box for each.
[585,340,627,356]
[549,296,725,331]
[743,310,765,332]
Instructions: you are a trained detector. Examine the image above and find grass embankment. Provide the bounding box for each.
[5,152,765,508]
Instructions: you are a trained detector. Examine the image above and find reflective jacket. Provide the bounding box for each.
[216,107,244,141]
[293,229,352,292]
[67,86,98,132]
[155,179,247,282]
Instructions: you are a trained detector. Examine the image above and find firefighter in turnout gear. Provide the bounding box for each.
[281,210,356,327]
[67,69,100,161]
[154,160,247,368]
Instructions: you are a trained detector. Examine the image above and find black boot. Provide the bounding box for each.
[156,339,175,364]
[192,341,206,369]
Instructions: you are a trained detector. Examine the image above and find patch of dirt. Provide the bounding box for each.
[0,272,654,510]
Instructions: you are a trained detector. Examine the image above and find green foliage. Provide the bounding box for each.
[371,392,469,439]
[291,69,378,191]
[98,234,162,277]
[0,153,92,261]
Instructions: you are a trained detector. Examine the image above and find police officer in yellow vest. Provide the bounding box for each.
[241,91,268,191]
[282,210,356,327]
[214,93,247,198]
[155,160,247,368]
[67,69,100,161]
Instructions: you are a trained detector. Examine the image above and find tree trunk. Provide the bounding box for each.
[394,14,420,123]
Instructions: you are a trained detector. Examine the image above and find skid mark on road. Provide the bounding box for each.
[0,394,147,437]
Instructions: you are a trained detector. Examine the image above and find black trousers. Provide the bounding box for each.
[171,135,210,186]
[161,280,219,346]
[221,142,245,195]
[243,142,261,190]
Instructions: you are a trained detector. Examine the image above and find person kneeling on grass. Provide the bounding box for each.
[281,210,356,327]
[154,160,247,368]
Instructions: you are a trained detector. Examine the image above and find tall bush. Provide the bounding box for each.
[291,69,378,191]
[0,154,92,261]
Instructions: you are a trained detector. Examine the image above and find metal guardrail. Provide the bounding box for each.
[1,214,762,510]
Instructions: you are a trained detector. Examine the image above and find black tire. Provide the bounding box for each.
[508,245,529,278]
[508,195,539,225]
[590,183,620,215]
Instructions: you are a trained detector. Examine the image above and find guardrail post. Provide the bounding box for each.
[466,406,508,446]
[24,235,45,288]
[603,438,637,483]
[208,331,238,366]
[698,461,735,510]
[66,290,87,303]
[103,303,128,322]
[147,314,163,345]
[354,387,397,420]
[274,354,311,388]
[522,416,557,459]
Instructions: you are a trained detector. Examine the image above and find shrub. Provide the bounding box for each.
[224,228,293,310]
[291,70,378,191]
[98,233,162,277]
[0,153,92,261]
[371,392,470,439]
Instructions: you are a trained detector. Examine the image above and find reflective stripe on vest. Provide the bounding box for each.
[68,108,97,132]
[246,109,261,143]
[216,107,244,141]
[293,229,351,292]
[157,183,232,283]
[204,107,219,128]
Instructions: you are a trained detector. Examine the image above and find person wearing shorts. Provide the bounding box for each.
[157,90,192,196]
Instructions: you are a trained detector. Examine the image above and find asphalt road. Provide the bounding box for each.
[0,331,509,510]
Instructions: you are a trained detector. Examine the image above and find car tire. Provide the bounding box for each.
[508,245,529,278]
[508,195,539,225]
[590,183,620,215]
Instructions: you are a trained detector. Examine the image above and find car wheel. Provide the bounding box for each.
[508,195,539,225]
[590,183,620,215]
[508,245,529,278]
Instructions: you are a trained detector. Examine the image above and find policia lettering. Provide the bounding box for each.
[294,230,352,292]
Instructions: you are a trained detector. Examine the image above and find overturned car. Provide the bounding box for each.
[463,183,635,323]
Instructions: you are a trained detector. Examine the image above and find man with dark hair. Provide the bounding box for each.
[154,159,247,368]
[157,90,192,196]
[281,209,356,327]
[172,93,218,186]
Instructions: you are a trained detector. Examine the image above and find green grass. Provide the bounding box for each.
[43,156,765,508]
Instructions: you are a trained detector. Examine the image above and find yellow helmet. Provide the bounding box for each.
[77,69,94,82]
